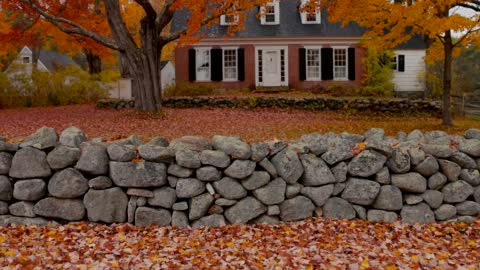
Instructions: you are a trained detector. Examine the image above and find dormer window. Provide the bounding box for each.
[260,0,280,25]
[220,14,239,26]
[300,0,321,24]
[22,56,30,64]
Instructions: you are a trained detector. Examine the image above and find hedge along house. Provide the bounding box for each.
[172,0,428,96]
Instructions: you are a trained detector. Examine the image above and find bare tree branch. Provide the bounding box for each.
[134,0,157,18]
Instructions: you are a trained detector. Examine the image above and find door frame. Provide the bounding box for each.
[255,46,289,87]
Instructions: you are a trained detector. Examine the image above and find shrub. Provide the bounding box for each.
[0,65,109,108]
[360,47,394,97]
[163,82,223,97]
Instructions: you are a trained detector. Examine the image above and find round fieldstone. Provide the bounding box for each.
[323,197,356,220]
[88,176,113,190]
[13,179,46,201]
[279,196,315,222]
[367,210,398,223]
[0,176,12,201]
[196,166,222,182]
[83,187,128,223]
[300,154,336,186]
[75,144,109,175]
[442,181,474,203]
[212,177,247,200]
[241,171,271,190]
[9,148,51,179]
[224,160,256,179]
[148,187,177,208]
[347,150,386,177]
[8,201,35,217]
[176,178,205,198]
[414,156,439,177]
[438,160,461,182]
[59,127,86,148]
[135,207,171,226]
[386,149,410,174]
[300,185,334,207]
[252,178,286,205]
[34,198,85,221]
[0,152,12,175]
[373,185,403,211]
[434,204,457,221]
[189,193,214,221]
[271,149,304,184]
[400,203,435,224]
[391,173,427,193]
[428,173,448,190]
[176,150,201,169]
[225,196,267,224]
[167,164,193,178]
[421,190,444,209]
[47,145,81,170]
[212,135,251,160]
[48,168,89,198]
[200,150,231,168]
[341,178,380,206]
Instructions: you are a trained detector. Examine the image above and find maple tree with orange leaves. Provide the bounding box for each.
[2,0,268,112]
[313,0,480,126]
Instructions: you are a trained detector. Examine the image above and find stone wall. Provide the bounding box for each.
[1,127,479,227]
[96,97,442,114]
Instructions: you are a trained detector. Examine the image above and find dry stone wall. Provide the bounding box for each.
[1,127,480,227]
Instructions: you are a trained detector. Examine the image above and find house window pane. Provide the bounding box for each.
[306,49,320,80]
[23,57,30,64]
[391,56,397,70]
[334,48,347,80]
[265,6,276,22]
[196,49,210,81]
[223,49,237,80]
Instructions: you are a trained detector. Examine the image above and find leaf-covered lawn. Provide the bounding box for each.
[0,104,479,143]
[0,219,478,269]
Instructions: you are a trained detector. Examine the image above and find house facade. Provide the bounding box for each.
[172,0,428,95]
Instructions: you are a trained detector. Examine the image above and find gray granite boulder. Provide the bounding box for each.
[386,149,410,173]
[109,161,167,187]
[300,154,336,186]
[47,145,81,170]
[428,172,448,190]
[147,136,169,147]
[323,197,356,220]
[171,211,189,227]
[321,139,355,165]
[176,150,201,169]
[224,160,256,179]
[0,215,50,226]
[167,164,193,178]
[170,136,212,152]
[212,135,251,160]
[59,127,87,148]
[375,167,391,184]
[353,205,367,220]
[9,147,51,179]
[196,166,222,182]
[331,162,348,183]
[341,178,380,206]
[189,193,214,221]
[414,156,439,177]
[421,190,443,209]
[0,176,12,201]
[465,128,480,140]
[192,214,226,228]
[258,158,278,178]
[138,145,175,163]
[459,169,480,186]
[458,139,480,157]
[300,184,334,207]
[20,127,58,150]
[88,176,113,189]
[0,201,8,214]
[421,144,454,158]
[48,168,89,198]
[456,201,480,215]
[107,144,136,162]
[148,187,177,208]
[347,150,386,177]
[9,201,35,217]
[200,150,231,168]
[83,187,128,223]
[251,142,270,162]
[434,204,457,221]
[391,173,427,193]
[367,210,398,223]
[176,178,205,198]
[404,194,423,205]
[0,152,12,175]
[438,159,461,182]
[279,196,315,221]
[252,178,286,205]
[75,144,109,175]
[286,183,303,199]
[300,133,328,155]
[241,171,270,190]
[400,203,435,224]
[34,198,85,221]
[251,215,281,225]
[373,185,403,211]
[408,148,425,166]
[442,181,474,203]
[271,149,304,184]
[450,152,477,169]
[212,177,247,200]
[224,197,267,224]
[135,207,171,226]
[13,179,46,201]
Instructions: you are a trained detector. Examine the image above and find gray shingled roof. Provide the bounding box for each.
[38,49,78,71]
[171,0,427,49]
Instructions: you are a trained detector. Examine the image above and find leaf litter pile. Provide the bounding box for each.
[0,218,479,269]
[1,105,480,143]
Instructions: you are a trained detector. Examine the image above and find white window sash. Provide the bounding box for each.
[333,47,348,80]
[220,14,239,25]
[305,48,321,81]
[223,49,238,81]
[300,0,321,24]
[196,48,211,82]
[260,1,280,25]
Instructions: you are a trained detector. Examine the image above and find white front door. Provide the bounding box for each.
[262,50,281,86]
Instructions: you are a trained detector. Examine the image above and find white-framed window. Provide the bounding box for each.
[260,0,280,25]
[196,48,211,81]
[22,56,30,64]
[333,48,348,80]
[223,48,238,81]
[300,0,321,24]
[220,14,239,25]
[391,56,398,70]
[306,48,321,80]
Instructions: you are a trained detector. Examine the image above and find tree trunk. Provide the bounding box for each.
[442,30,453,126]
[84,49,102,74]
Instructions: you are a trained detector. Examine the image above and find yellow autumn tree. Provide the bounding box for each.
[317,0,480,125]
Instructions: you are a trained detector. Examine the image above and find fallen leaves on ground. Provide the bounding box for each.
[0,104,479,143]
[0,218,478,269]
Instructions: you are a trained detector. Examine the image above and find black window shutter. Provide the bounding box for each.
[188,49,196,81]
[348,48,356,81]
[238,48,245,81]
[211,48,223,81]
[299,48,306,81]
[398,55,405,72]
[321,48,333,80]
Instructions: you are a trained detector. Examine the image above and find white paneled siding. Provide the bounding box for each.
[392,49,426,93]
